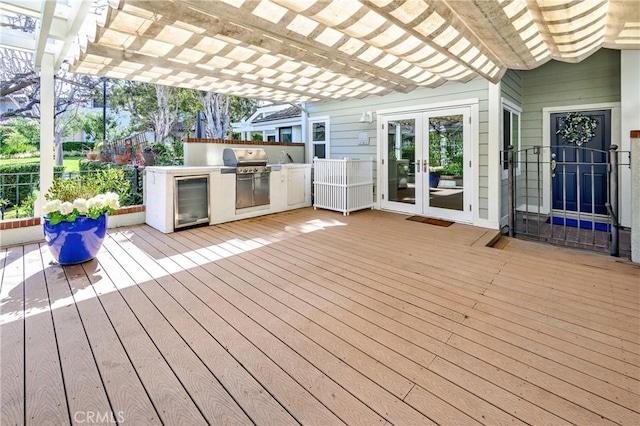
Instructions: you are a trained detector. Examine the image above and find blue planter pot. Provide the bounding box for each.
[43,213,108,265]
[429,172,441,188]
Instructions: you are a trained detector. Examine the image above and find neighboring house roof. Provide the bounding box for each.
[252,106,301,124]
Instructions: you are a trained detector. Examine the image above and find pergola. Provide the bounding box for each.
[0,0,639,202]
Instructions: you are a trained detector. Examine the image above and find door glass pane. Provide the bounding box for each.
[312,122,325,141]
[314,143,326,159]
[387,119,415,204]
[428,115,463,211]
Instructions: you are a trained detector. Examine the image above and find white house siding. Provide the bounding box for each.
[306,78,492,222]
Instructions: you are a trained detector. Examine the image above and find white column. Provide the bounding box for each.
[301,102,308,162]
[35,53,55,216]
[631,134,640,264]
[620,50,640,229]
[487,81,502,229]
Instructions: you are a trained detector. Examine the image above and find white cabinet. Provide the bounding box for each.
[145,164,312,234]
[287,167,307,206]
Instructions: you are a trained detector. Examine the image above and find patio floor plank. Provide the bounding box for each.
[1,208,638,426]
[107,231,300,426]
[82,245,208,425]
[99,237,252,425]
[128,225,393,425]
[278,212,640,366]
[65,261,162,425]
[23,243,69,425]
[208,220,532,426]
[0,246,25,426]
[125,224,362,425]
[40,246,114,423]
[227,215,625,425]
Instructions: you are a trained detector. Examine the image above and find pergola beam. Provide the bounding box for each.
[33,0,55,71]
[53,0,92,69]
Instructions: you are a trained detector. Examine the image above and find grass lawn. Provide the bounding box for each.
[0,156,83,173]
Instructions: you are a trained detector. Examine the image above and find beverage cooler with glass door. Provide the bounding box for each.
[174,175,210,230]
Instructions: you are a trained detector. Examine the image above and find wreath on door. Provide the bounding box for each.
[556,112,598,146]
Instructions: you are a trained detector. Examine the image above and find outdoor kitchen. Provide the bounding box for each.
[144,140,311,233]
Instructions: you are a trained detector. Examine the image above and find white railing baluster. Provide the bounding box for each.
[313,158,374,215]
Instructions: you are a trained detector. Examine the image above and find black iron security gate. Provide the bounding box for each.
[506,144,626,256]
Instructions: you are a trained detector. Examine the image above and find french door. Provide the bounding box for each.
[382,107,472,222]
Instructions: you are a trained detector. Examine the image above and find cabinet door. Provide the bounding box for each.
[287,168,306,206]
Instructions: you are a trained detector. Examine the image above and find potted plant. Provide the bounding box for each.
[114,151,131,165]
[428,165,443,188]
[97,150,111,162]
[141,146,156,166]
[42,169,128,265]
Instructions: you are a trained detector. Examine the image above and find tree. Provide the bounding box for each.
[0,15,102,165]
[110,81,199,143]
[110,80,258,142]
[202,92,229,138]
[0,117,39,155]
[202,93,258,138]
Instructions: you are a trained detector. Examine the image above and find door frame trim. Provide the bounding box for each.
[377,100,478,223]
[541,102,620,215]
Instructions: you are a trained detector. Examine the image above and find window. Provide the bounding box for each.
[502,104,521,176]
[309,119,329,160]
[279,127,292,143]
[267,135,276,142]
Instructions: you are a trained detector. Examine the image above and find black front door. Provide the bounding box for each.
[551,110,610,215]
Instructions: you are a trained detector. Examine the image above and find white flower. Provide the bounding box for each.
[59,201,75,215]
[103,192,120,209]
[73,198,88,214]
[87,195,105,210]
[42,199,61,214]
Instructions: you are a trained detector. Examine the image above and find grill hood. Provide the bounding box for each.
[223,148,269,167]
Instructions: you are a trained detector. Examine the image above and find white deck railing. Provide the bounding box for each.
[313,158,374,215]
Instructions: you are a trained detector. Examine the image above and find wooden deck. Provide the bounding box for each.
[1,208,639,425]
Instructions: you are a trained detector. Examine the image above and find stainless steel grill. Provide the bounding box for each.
[223,148,270,174]
[223,148,271,209]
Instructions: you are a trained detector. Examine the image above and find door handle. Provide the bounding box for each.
[423,159,428,171]
[415,160,420,173]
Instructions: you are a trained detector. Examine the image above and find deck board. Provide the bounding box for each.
[84,246,208,425]
[40,246,114,423]
[67,262,161,425]
[108,232,300,426]
[23,243,69,425]
[1,208,638,425]
[0,246,25,426]
[126,225,354,425]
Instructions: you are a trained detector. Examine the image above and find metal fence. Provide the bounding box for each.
[0,167,144,220]
[506,144,630,256]
[0,171,41,219]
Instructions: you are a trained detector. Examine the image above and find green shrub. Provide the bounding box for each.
[79,159,143,206]
[149,142,180,166]
[0,163,64,209]
[442,161,463,176]
[0,118,40,154]
[172,139,184,159]
[63,141,95,152]
[46,167,129,203]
